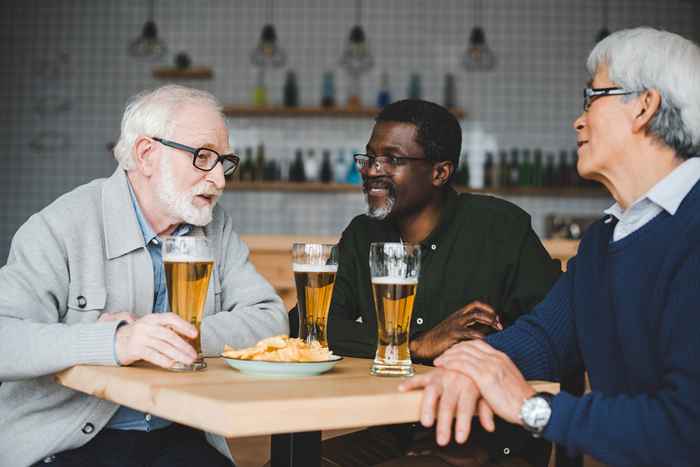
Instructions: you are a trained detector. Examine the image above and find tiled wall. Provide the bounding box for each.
[2,0,698,261]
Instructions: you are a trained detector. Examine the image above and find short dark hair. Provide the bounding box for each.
[375,99,462,167]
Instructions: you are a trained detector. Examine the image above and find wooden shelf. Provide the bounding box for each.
[222,106,466,119]
[152,67,213,79]
[224,181,609,198]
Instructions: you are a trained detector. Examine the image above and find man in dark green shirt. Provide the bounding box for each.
[323,100,561,467]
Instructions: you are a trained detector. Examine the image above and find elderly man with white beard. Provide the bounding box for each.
[0,85,288,467]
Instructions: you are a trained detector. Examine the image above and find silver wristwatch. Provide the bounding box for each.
[519,392,554,437]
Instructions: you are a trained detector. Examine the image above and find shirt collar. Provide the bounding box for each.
[419,187,460,248]
[604,158,700,220]
[126,178,191,245]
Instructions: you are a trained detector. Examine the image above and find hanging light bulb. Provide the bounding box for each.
[128,0,167,60]
[340,0,374,75]
[462,0,496,72]
[250,0,286,68]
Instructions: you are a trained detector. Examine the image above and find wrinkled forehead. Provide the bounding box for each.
[169,104,229,149]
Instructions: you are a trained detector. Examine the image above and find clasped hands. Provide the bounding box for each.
[98,312,198,368]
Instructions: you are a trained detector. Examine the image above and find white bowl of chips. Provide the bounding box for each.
[222,335,342,377]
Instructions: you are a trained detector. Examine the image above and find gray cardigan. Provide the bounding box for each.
[0,169,289,466]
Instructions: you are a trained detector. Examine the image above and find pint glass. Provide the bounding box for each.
[369,242,421,377]
[292,243,338,347]
[163,236,214,371]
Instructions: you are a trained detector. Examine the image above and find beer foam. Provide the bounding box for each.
[371,276,418,285]
[292,263,338,273]
[163,255,213,263]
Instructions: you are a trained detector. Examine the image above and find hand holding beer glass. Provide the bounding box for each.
[292,243,338,348]
[163,236,214,371]
[370,242,421,377]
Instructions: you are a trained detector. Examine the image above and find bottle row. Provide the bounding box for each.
[456,148,595,189]
[231,145,595,191]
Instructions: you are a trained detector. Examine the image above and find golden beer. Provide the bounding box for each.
[293,264,337,347]
[371,277,418,377]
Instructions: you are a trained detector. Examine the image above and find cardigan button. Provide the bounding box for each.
[77,296,87,309]
[81,422,95,434]
[503,447,511,455]
[416,317,424,325]
[430,244,437,251]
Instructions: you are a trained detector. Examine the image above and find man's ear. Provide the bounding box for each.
[133,136,157,176]
[631,89,661,134]
[432,161,454,187]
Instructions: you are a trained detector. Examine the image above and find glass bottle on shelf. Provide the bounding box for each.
[443,73,456,109]
[283,70,299,107]
[483,152,494,188]
[253,68,267,107]
[518,149,532,187]
[345,149,362,185]
[305,149,320,181]
[543,153,556,187]
[377,72,391,108]
[240,147,256,182]
[557,150,570,187]
[321,71,336,108]
[289,149,306,182]
[508,148,520,187]
[254,143,266,181]
[320,149,333,183]
[532,149,544,187]
[498,150,509,188]
[408,73,422,100]
[334,149,348,183]
[455,151,470,187]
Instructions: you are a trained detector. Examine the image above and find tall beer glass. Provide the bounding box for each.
[370,242,421,377]
[292,243,338,347]
[163,236,214,371]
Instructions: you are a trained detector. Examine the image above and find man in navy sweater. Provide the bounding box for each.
[400,27,700,467]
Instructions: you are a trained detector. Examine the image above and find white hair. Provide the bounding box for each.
[113,85,224,170]
[587,27,700,158]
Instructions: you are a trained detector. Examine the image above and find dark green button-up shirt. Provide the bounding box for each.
[327,188,561,358]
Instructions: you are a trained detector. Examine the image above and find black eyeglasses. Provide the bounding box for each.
[152,137,240,176]
[353,153,432,173]
[583,87,638,112]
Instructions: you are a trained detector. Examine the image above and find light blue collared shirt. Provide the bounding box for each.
[106,180,191,432]
[604,158,700,241]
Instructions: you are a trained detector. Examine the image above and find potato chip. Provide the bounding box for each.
[222,335,334,362]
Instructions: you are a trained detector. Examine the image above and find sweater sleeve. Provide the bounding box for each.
[326,222,376,358]
[540,252,700,466]
[0,214,121,381]
[487,257,582,381]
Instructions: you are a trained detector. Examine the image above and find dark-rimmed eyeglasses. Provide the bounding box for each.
[353,153,432,173]
[583,87,638,112]
[152,137,240,177]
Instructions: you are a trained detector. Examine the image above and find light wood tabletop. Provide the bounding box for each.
[55,356,559,438]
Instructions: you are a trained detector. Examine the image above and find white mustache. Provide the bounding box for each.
[192,184,222,198]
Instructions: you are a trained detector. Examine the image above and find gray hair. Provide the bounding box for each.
[113,85,224,170]
[587,27,700,159]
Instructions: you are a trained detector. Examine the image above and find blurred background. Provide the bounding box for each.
[1,0,698,263]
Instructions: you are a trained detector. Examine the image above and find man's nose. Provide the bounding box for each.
[573,113,586,131]
[206,163,226,189]
[366,159,386,176]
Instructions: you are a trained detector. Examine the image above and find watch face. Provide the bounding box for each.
[522,396,552,430]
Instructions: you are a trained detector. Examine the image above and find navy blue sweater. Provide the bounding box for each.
[488,181,700,467]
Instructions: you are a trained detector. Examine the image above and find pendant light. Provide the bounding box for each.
[250,0,287,68]
[596,0,611,43]
[128,0,167,60]
[462,0,496,72]
[340,0,374,75]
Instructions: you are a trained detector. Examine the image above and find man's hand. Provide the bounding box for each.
[410,301,503,361]
[434,340,535,425]
[115,313,198,369]
[398,368,496,446]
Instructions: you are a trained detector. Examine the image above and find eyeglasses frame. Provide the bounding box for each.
[151,136,240,176]
[353,153,434,173]
[583,86,638,112]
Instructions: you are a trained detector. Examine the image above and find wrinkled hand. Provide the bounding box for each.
[115,313,198,369]
[410,301,503,361]
[98,312,137,324]
[435,340,535,425]
[398,368,496,446]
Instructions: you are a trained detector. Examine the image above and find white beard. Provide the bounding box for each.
[366,192,396,220]
[156,156,222,226]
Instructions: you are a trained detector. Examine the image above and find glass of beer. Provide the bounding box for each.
[163,236,214,371]
[369,242,421,377]
[292,243,338,347]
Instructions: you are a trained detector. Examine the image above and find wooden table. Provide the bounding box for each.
[55,357,558,467]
